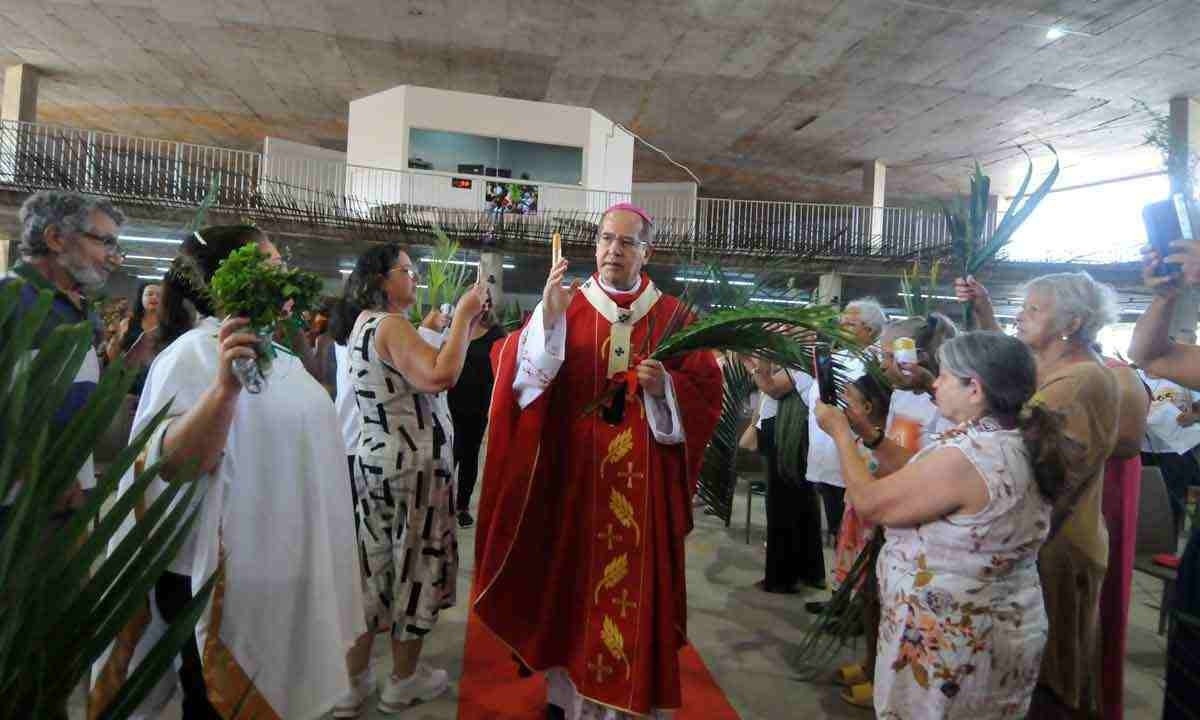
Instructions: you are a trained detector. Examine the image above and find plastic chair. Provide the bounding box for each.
[1135,465,1180,635]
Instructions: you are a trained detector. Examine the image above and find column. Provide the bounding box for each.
[817,273,843,306]
[863,160,886,254]
[0,230,11,274]
[479,251,505,311]
[1169,97,1199,343]
[1,64,38,122]
[1,64,38,184]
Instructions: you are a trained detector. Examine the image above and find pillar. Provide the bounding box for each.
[2,64,38,122]
[817,273,843,306]
[0,230,10,274]
[863,160,886,254]
[1169,97,1200,343]
[479,251,505,312]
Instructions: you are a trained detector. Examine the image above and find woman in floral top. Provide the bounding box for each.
[816,332,1072,719]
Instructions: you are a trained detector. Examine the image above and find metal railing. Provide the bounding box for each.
[0,119,954,261]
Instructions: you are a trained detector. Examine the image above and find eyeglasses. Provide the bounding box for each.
[388,266,420,280]
[597,233,646,252]
[79,231,124,260]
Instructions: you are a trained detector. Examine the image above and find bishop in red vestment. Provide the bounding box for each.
[474,205,723,717]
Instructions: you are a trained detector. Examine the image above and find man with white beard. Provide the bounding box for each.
[0,190,126,534]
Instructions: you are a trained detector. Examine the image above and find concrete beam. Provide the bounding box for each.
[1,65,38,123]
[1170,97,1199,343]
[817,273,843,306]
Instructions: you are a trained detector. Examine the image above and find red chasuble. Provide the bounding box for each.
[474,274,722,715]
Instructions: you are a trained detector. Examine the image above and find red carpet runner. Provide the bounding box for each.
[458,608,740,719]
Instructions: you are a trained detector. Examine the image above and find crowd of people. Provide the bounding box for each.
[3,187,1198,720]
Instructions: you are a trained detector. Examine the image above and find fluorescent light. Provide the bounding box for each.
[1045,26,1066,40]
[673,276,754,287]
[124,253,173,261]
[119,235,181,245]
[419,258,517,270]
[750,296,806,305]
[339,269,353,275]
[136,274,164,280]
[897,292,959,301]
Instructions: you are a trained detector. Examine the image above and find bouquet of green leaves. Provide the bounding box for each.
[209,244,324,393]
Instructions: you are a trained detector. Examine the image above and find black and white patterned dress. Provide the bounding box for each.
[348,311,458,640]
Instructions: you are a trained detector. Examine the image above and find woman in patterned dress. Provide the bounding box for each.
[815,332,1072,719]
[336,243,489,717]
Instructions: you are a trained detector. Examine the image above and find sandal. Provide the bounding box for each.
[840,681,873,708]
[833,663,867,687]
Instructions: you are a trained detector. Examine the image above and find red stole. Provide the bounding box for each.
[474,275,722,714]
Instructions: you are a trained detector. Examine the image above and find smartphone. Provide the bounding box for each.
[813,345,838,406]
[1143,193,1197,276]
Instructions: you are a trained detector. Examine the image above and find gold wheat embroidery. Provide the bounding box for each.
[603,428,633,468]
[594,553,629,603]
[601,615,631,679]
[610,488,641,546]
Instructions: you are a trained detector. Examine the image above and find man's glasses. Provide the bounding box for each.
[79,231,124,260]
[597,233,646,252]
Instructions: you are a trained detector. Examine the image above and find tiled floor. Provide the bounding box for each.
[79,474,1173,719]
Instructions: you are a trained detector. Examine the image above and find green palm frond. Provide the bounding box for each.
[794,531,885,680]
[182,177,221,234]
[696,359,755,524]
[0,279,209,718]
[943,144,1059,327]
[651,305,859,370]
[410,224,470,324]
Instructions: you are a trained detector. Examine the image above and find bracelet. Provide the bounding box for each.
[863,427,885,450]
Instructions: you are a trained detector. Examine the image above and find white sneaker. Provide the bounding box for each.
[332,664,376,718]
[378,662,450,712]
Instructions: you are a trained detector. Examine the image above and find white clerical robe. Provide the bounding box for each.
[91,316,365,719]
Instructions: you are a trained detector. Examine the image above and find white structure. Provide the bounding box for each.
[346,85,633,214]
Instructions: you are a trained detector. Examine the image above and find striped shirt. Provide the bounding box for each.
[2,262,101,503]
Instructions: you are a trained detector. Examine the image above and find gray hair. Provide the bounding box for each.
[18,190,126,257]
[1023,272,1119,345]
[938,331,1038,421]
[845,297,887,336]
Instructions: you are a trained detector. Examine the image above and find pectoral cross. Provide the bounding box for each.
[612,588,638,619]
[617,462,644,490]
[588,653,614,683]
[598,523,622,551]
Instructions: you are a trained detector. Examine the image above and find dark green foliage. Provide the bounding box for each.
[0,279,211,719]
[942,145,1059,327]
[209,244,324,329]
[696,359,754,525]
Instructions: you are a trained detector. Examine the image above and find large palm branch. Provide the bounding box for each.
[942,144,1059,327]
[0,279,213,719]
[696,359,754,525]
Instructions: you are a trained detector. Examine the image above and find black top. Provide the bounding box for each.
[447,325,506,422]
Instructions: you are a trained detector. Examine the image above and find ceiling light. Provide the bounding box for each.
[897,292,959,301]
[136,274,164,280]
[419,258,516,270]
[120,235,182,245]
[673,276,755,286]
[750,296,806,305]
[124,253,173,261]
[1045,27,1066,41]
[339,268,352,275]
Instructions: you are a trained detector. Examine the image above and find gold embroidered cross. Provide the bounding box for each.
[613,588,638,619]
[597,523,622,551]
[587,652,614,683]
[616,461,644,490]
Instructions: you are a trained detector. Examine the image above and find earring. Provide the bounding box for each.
[1060,334,1070,342]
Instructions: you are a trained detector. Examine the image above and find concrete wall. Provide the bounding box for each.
[587,113,634,194]
[261,137,348,210]
[346,85,631,211]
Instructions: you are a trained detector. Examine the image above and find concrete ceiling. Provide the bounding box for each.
[2,0,1199,202]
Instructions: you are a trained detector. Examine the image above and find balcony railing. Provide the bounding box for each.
[0,119,954,261]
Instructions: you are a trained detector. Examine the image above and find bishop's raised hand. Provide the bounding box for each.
[543,258,580,328]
